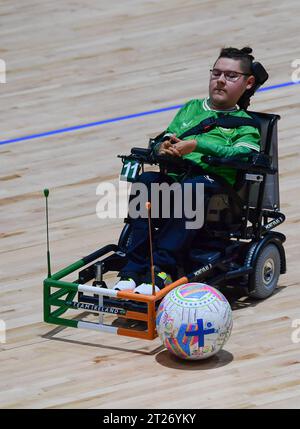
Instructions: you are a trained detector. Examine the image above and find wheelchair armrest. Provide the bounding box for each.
[128,148,208,175]
[131,147,152,157]
[202,153,277,175]
[156,154,209,176]
[118,147,156,166]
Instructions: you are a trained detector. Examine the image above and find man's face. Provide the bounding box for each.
[209,57,255,109]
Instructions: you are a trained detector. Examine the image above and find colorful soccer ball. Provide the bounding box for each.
[156,283,233,360]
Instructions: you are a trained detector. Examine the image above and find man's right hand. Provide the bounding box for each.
[158,140,171,154]
[158,138,181,157]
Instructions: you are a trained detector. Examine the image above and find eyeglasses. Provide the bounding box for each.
[210,68,251,82]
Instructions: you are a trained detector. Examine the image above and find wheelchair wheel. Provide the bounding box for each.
[248,243,281,299]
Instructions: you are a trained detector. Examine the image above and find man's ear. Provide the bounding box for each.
[246,75,256,90]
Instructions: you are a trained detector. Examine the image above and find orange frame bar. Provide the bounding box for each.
[115,276,189,340]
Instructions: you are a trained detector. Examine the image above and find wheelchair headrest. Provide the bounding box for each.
[238,61,269,110]
[250,62,269,94]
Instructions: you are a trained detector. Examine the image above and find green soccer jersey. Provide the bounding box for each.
[161,97,261,185]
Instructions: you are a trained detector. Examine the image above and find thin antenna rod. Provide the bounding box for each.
[146,202,155,295]
[44,189,51,278]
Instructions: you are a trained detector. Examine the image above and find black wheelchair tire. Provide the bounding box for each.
[248,243,281,299]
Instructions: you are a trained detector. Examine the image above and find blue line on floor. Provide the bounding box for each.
[0,80,299,146]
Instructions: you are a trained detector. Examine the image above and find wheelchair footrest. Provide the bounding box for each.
[189,249,221,265]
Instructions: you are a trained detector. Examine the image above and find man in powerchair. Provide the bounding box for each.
[114,46,266,295]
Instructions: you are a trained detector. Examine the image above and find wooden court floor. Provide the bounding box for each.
[0,0,300,409]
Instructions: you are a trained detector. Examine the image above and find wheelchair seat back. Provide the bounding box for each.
[205,111,281,229]
[247,111,280,211]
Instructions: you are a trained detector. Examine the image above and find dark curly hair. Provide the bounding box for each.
[216,46,254,74]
